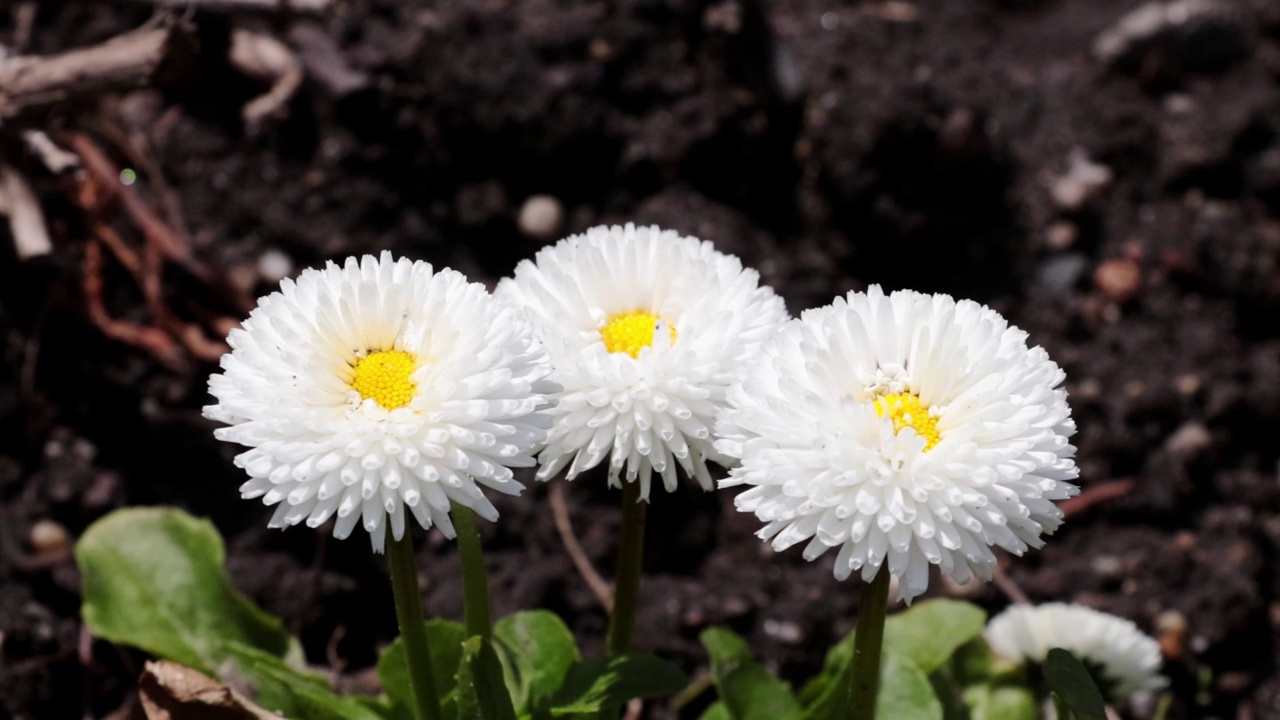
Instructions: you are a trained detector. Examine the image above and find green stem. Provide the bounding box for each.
[1053,694,1072,720]
[848,565,891,720]
[452,504,493,641]
[388,530,444,720]
[606,479,647,657]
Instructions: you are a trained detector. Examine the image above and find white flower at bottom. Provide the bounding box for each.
[204,252,554,552]
[716,286,1079,602]
[985,603,1167,700]
[497,224,788,499]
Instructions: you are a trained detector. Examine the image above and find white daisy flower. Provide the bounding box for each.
[496,223,788,499]
[204,252,554,553]
[715,286,1079,602]
[985,603,1167,700]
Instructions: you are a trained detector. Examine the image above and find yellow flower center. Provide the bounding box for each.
[873,392,940,451]
[350,350,417,409]
[600,310,676,358]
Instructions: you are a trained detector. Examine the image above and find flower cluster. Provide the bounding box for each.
[206,227,1081,603]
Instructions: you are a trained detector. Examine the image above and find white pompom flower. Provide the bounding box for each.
[985,603,1167,700]
[715,286,1079,602]
[496,223,788,499]
[205,252,555,553]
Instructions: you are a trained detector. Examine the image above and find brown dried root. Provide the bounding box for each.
[1060,479,1135,518]
[69,134,236,364]
[82,240,185,369]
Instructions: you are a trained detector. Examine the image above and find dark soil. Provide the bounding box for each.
[3,1,1280,718]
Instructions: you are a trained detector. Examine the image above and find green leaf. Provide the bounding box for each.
[699,627,802,720]
[883,600,987,673]
[699,702,732,720]
[549,653,687,716]
[76,507,290,674]
[456,637,519,720]
[800,652,944,720]
[798,636,850,717]
[378,619,468,720]
[493,611,581,716]
[963,683,1038,720]
[1043,649,1106,720]
[875,655,944,720]
[220,642,385,720]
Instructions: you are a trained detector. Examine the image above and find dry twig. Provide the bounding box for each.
[230,28,303,130]
[0,164,53,260]
[549,482,614,612]
[0,25,190,120]
[992,563,1032,605]
[22,130,81,174]
[123,0,331,11]
[289,23,368,96]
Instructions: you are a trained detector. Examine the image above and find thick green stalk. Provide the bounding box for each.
[387,530,444,720]
[452,504,493,641]
[1053,694,1073,720]
[848,565,892,720]
[606,479,647,657]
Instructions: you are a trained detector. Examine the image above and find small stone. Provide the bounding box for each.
[721,596,750,617]
[1074,378,1103,401]
[1050,150,1113,212]
[1091,555,1124,578]
[1156,610,1188,659]
[517,195,564,241]
[29,520,71,560]
[682,608,708,627]
[1045,221,1078,250]
[1037,254,1089,296]
[1175,374,1202,396]
[258,249,293,284]
[1094,257,1142,303]
[1218,671,1252,695]
[1164,422,1212,461]
[938,108,975,154]
[1163,93,1196,115]
[762,619,803,644]
[703,1,742,33]
[588,38,613,61]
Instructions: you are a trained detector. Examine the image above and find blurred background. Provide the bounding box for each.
[1,1,1279,718]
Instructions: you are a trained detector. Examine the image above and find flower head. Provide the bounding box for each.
[715,286,1079,601]
[205,252,554,552]
[985,603,1167,700]
[496,224,788,499]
